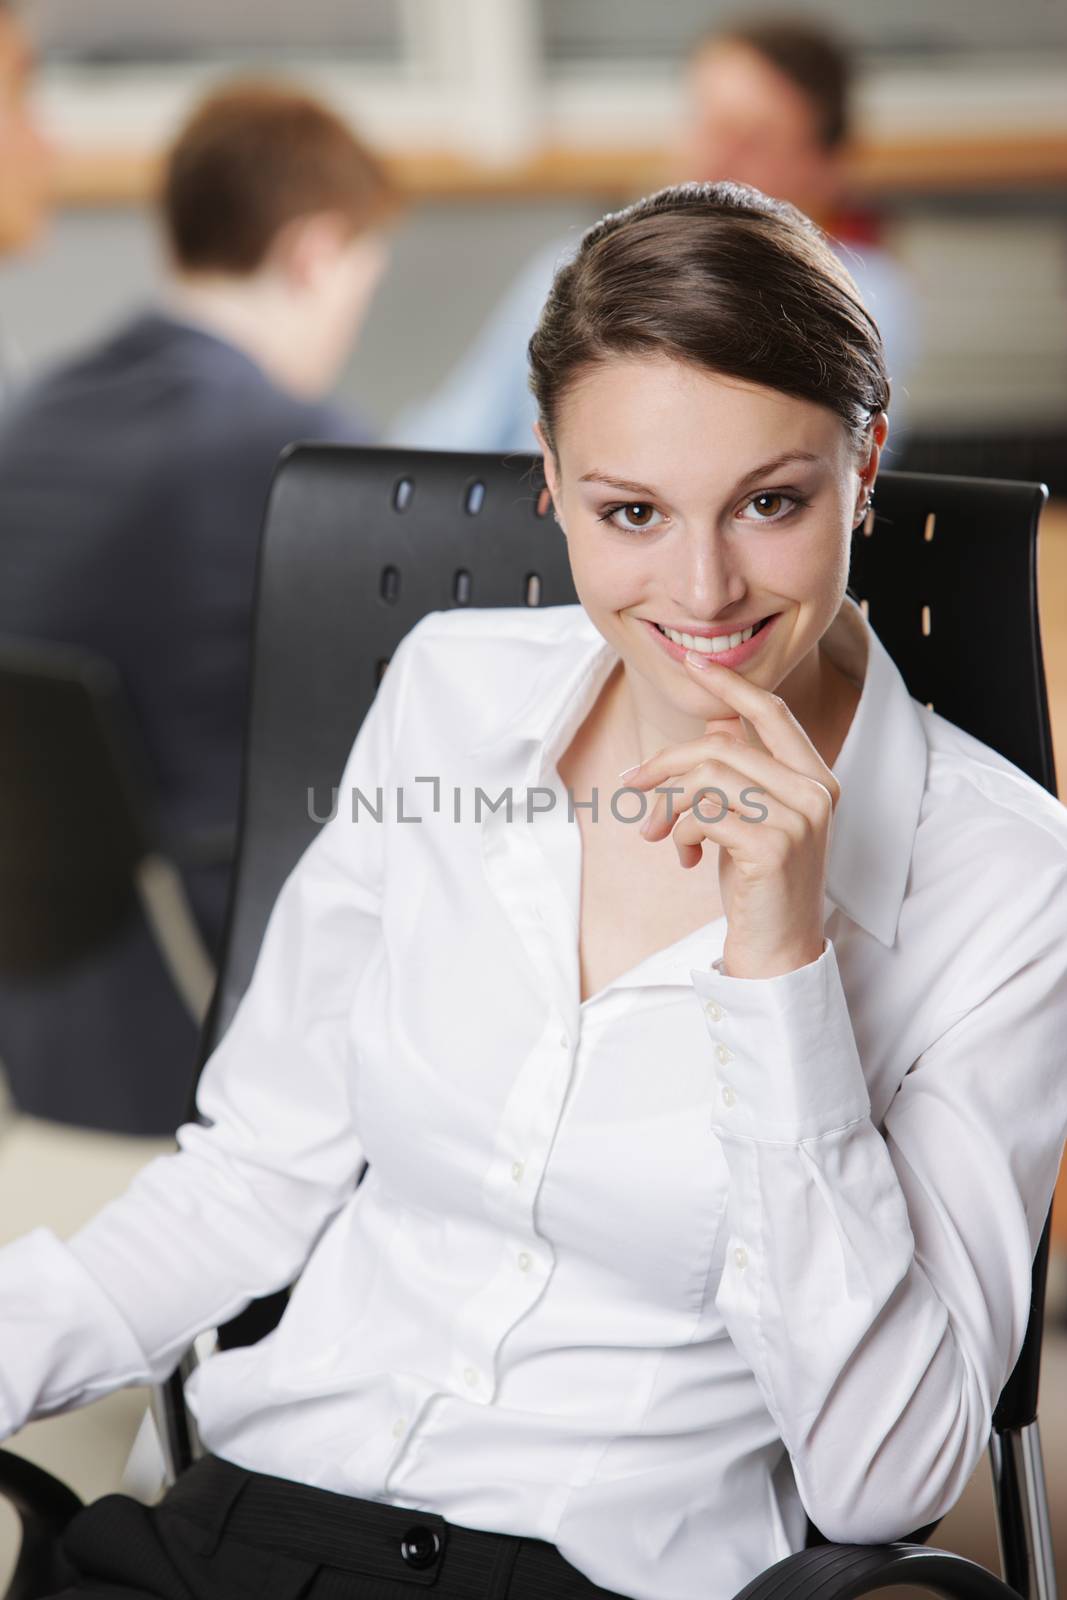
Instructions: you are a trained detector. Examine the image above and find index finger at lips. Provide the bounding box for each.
[686,659,838,794]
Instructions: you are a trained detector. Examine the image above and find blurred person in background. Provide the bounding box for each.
[0,0,52,395]
[0,79,400,1139]
[393,12,919,465]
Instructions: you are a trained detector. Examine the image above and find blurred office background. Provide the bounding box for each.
[2,0,1067,1589]
[1,0,1066,484]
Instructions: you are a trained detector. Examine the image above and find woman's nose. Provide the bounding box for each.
[667,536,745,617]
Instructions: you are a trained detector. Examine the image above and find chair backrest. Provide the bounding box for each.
[0,636,155,974]
[845,469,1055,785]
[196,447,572,1057]
[847,463,1057,1435]
[194,445,1055,1548]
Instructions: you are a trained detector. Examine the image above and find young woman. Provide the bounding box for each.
[2,180,1067,1600]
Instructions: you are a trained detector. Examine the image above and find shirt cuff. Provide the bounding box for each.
[0,1228,153,1438]
[689,937,872,1143]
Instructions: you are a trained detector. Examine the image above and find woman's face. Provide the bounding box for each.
[535,352,886,736]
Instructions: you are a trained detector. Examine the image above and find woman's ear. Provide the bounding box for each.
[863,410,889,485]
[851,410,888,522]
[850,412,890,526]
[532,420,562,518]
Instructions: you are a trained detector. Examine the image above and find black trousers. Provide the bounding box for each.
[47,1454,638,1600]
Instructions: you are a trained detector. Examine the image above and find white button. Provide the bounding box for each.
[733,1245,748,1270]
[704,1000,724,1022]
[511,1161,524,1183]
[558,1032,569,1049]
[716,1043,733,1065]
[392,1418,406,1437]
[517,1251,532,1272]
[721,1084,736,1108]
[463,1366,478,1387]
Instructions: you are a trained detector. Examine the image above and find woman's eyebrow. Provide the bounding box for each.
[578,450,823,500]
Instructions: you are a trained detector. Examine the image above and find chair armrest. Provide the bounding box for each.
[730,1541,1023,1600]
[0,1447,82,1600]
[133,853,216,1022]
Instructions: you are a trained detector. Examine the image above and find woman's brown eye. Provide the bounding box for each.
[752,493,783,517]
[604,501,665,533]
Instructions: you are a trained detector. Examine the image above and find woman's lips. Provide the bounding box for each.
[641,612,779,667]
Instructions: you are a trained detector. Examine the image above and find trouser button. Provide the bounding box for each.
[400,1525,442,1569]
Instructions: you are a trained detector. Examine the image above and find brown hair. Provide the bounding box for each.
[528,180,889,461]
[161,79,402,275]
[691,14,853,151]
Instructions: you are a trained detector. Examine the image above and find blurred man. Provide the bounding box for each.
[394,13,919,462]
[0,80,400,1136]
[0,0,51,391]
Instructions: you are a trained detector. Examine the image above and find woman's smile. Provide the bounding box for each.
[640,611,781,667]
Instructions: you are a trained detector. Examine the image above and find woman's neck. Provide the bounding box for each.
[589,641,860,780]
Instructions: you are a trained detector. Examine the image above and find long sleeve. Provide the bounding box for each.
[688,882,1067,1545]
[0,625,419,1442]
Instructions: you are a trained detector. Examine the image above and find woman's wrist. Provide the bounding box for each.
[720,935,827,980]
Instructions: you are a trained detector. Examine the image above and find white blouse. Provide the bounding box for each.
[2,595,1067,1600]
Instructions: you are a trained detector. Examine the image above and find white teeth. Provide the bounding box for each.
[658,621,758,652]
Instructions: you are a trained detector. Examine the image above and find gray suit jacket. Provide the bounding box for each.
[0,309,369,1133]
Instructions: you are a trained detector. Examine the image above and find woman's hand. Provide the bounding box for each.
[623,652,841,979]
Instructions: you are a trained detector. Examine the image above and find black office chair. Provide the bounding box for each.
[0,638,216,1007]
[0,639,216,1117]
[0,448,1058,1600]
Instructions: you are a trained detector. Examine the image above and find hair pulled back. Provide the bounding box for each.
[528,180,889,462]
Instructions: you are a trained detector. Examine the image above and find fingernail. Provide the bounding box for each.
[618,763,641,779]
[685,650,713,669]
